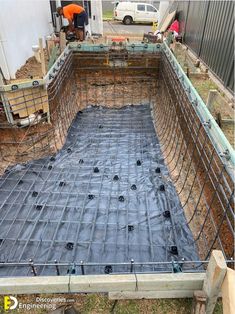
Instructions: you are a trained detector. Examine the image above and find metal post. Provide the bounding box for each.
[55,260,60,276]
[80,260,85,275]
[29,259,37,276]
[130,259,134,273]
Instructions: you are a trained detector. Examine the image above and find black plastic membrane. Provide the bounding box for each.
[0,105,199,276]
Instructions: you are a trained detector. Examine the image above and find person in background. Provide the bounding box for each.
[153,14,179,42]
[57,4,87,41]
[168,18,180,38]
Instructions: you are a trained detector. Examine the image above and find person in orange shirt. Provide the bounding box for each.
[57,4,87,41]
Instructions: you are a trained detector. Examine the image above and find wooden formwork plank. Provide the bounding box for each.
[0,253,226,301]
[160,10,176,32]
[0,273,205,295]
[109,290,195,300]
[0,276,70,294]
[5,86,49,118]
[135,273,204,291]
[189,72,209,80]
[70,274,136,292]
[221,268,235,314]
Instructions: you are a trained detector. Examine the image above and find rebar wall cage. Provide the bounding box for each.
[0,42,234,276]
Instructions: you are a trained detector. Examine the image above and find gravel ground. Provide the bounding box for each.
[103,20,153,36]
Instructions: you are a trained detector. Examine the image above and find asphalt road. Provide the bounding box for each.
[103,20,153,36]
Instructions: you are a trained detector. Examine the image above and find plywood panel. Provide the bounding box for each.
[5,86,49,118]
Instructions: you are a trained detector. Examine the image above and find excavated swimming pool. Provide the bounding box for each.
[0,43,233,276]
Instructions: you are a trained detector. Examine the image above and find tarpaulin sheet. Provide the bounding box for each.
[0,105,199,276]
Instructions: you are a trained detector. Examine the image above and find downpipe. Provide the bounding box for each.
[0,37,11,81]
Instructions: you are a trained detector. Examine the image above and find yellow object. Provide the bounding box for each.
[152,22,158,32]
[4,296,18,310]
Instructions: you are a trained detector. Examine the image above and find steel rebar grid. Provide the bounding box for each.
[0,103,199,276]
[0,49,234,276]
[152,52,234,262]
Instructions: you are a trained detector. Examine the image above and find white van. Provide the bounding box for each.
[114,2,158,25]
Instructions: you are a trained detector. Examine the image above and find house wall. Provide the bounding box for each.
[0,0,53,80]
[90,0,103,35]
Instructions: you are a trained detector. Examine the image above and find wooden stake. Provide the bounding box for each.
[206,89,218,111]
[203,250,227,314]
[39,38,46,77]
[186,67,190,78]
[215,112,222,128]
[191,290,207,314]
[46,39,55,58]
[188,72,209,80]
[59,31,66,52]
[0,73,5,85]
[221,118,235,125]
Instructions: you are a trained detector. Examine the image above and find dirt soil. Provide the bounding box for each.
[190,78,234,148]
[172,43,234,148]
[0,121,56,175]
[151,62,234,261]
[10,50,49,82]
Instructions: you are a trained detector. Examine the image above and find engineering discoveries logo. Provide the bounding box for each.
[3,296,18,311]
[2,295,74,311]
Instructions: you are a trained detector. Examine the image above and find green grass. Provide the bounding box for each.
[190,78,218,103]
[103,10,113,20]
[0,294,223,314]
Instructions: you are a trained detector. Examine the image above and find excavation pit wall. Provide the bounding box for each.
[0,45,233,276]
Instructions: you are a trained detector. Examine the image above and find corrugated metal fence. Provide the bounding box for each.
[175,1,234,92]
